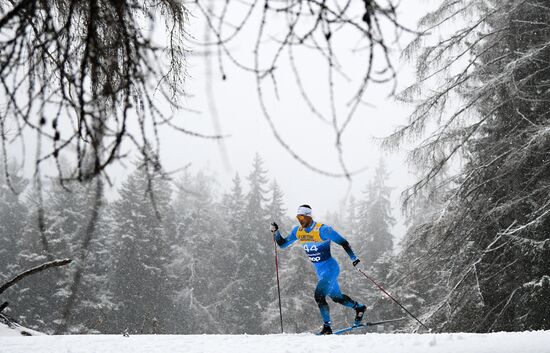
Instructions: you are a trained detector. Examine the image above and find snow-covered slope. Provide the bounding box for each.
[1,330,549,353]
[0,321,44,337]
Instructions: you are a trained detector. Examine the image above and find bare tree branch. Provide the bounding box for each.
[0,258,72,296]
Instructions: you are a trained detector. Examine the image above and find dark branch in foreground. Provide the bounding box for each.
[0,259,72,296]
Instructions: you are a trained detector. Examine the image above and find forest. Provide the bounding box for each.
[0,155,398,334]
[1,0,549,336]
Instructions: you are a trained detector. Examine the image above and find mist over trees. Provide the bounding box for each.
[0,154,399,334]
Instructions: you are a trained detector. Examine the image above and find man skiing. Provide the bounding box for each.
[270,204,366,335]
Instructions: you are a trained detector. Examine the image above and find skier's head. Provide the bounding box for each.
[296,204,313,227]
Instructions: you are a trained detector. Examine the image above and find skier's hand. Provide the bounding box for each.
[270,222,279,233]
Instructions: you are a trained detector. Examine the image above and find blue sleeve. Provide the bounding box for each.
[273,226,298,249]
[321,225,357,261]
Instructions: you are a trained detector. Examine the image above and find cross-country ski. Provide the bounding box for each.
[328,318,408,335]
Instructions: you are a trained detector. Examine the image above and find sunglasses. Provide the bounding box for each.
[296,215,308,221]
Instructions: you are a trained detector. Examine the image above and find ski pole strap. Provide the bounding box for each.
[357,268,430,332]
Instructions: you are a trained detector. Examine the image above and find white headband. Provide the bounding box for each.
[297,206,312,216]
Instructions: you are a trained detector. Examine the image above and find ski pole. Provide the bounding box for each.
[273,238,284,333]
[356,268,430,331]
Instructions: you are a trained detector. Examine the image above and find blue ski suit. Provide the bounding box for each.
[273,221,364,325]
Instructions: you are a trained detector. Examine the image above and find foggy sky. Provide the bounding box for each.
[150,1,431,241]
[7,1,434,243]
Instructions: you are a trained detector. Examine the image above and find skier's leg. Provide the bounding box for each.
[331,294,362,308]
[328,281,363,308]
[327,271,367,325]
[324,265,364,308]
[314,278,331,325]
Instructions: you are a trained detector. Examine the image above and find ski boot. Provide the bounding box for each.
[318,324,333,335]
[354,305,367,326]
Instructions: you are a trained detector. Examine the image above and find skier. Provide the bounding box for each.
[270,204,366,335]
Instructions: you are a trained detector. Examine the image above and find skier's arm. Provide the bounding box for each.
[273,227,298,249]
[323,226,358,261]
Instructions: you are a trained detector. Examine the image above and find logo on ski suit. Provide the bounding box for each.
[297,224,331,263]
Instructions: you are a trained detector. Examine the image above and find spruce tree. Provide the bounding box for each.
[56,178,114,334]
[266,180,286,224]
[356,159,395,266]
[109,166,175,334]
[170,170,230,333]
[222,173,246,235]
[232,154,272,333]
[391,0,550,332]
[344,196,358,239]
[0,161,27,281]
[7,177,112,333]
[385,185,450,332]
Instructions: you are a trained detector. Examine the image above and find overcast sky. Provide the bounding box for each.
[142,1,434,241]
[9,1,434,243]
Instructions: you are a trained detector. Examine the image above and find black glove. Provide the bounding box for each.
[352,259,361,267]
[270,222,279,233]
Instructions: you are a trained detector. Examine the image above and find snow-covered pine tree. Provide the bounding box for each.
[344,196,358,239]
[336,161,396,327]
[0,161,28,284]
[222,173,246,236]
[8,175,111,334]
[169,170,231,334]
[56,178,115,334]
[261,179,286,332]
[327,196,365,328]
[356,159,395,267]
[389,0,550,332]
[213,172,250,333]
[6,184,59,332]
[266,180,286,226]
[232,154,272,334]
[385,185,451,332]
[108,166,175,334]
[80,201,117,333]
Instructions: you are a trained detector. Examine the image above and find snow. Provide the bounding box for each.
[1,329,550,353]
[0,322,44,337]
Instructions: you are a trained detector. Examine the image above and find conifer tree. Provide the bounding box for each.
[356,159,395,266]
[55,178,114,334]
[232,154,272,333]
[0,161,28,280]
[344,196,358,239]
[109,166,175,334]
[170,170,230,333]
[244,154,270,231]
[266,180,286,225]
[390,0,550,331]
[222,173,246,235]
[7,176,111,333]
[381,185,449,331]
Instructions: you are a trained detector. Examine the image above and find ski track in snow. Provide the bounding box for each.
[1,330,550,353]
